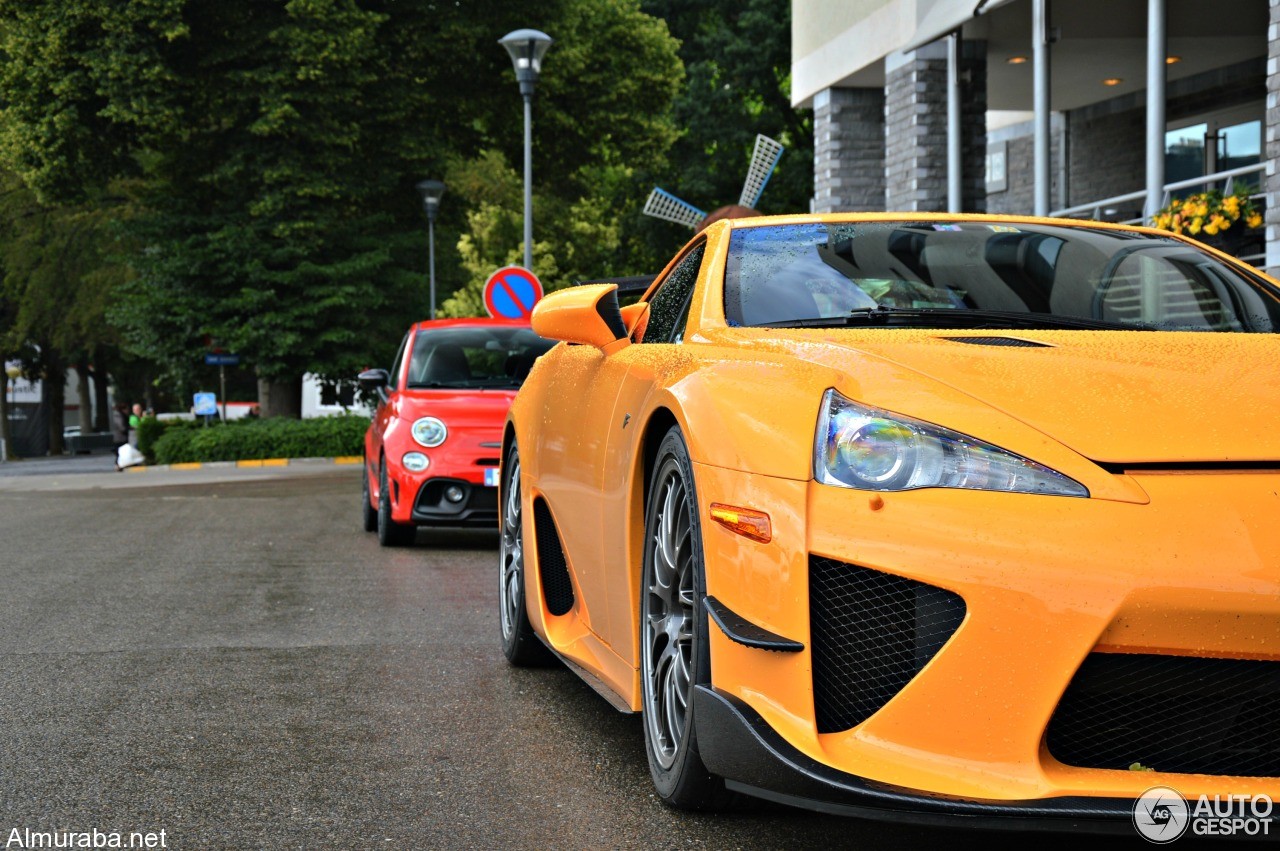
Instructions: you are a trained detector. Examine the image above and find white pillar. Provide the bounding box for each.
[947,33,962,213]
[1145,0,1167,222]
[1033,0,1051,216]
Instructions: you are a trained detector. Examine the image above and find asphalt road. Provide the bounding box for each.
[0,465,1152,849]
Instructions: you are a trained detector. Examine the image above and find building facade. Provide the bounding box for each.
[794,0,1274,270]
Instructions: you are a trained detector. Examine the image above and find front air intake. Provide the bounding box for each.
[809,556,966,734]
[1047,653,1280,777]
[533,498,575,616]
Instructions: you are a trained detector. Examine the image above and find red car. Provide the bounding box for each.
[359,318,554,546]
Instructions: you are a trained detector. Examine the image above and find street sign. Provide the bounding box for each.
[205,353,241,366]
[193,392,218,416]
[483,266,543,320]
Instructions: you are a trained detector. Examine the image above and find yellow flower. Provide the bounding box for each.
[1189,217,1203,235]
[1223,195,1240,216]
[1203,221,1220,236]
[1247,213,1263,228]
[1195,202,1209,218]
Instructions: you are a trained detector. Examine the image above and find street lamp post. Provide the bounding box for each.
[416,179,446,319]
[498,28,553,273]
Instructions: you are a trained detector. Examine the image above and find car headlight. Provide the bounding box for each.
[814,389,1088,497]
[402,452,430,473]
[411,417,447,448]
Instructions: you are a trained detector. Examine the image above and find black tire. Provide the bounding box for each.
[640,426,733,810]
[499,443,554,666]
[376,459,416,547]
[361,460,378,533]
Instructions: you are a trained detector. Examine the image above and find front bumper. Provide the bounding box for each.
[410,477,498,527]
[385,434,503,526]
[694,686,1132,833]
[692,460,1280,808]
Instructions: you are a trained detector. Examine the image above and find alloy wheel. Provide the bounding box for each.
[642,466,696,770]
[499,456,524,642]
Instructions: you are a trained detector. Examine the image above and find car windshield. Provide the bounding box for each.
[723,221,1280,332]
[406,326,554,389]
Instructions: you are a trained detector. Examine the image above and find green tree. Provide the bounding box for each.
[0,174,133,451]
[443,0,682,312]
[0,0,684,413]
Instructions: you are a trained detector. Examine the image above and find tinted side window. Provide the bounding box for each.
[642,244,705,343]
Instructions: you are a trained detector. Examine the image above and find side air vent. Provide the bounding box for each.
[533,499,575,616]
[809,556,966,734]
[941,336,1051,348]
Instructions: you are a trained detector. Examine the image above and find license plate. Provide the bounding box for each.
[484,467,500,487]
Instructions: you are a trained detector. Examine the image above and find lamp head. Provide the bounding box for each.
[415,179,446,222]
[499,29,552,96]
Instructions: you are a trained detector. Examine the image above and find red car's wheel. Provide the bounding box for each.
[376,459,416,547]
[361,461,377,533]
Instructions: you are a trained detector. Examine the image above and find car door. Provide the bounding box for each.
[528,339,634,640]
[597,241,708,658]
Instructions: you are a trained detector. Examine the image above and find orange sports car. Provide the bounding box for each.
[498,213,1280,831]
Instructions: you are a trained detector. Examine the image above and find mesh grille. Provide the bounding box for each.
[533,499,574,617]
[809,556,966,734]
[1047,653,1280,777]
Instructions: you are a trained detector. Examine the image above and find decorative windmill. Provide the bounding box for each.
[642,134,786,232]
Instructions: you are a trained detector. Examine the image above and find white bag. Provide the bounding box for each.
[116,444,146,469]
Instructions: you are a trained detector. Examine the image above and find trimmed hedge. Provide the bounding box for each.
[153,415,369,464]
[136,416,186,464]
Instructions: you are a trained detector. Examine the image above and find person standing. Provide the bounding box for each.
[110,403,128,450]
[128,402,143,448]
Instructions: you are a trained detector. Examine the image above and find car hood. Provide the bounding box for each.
[728,328,1280,464]
[396,388,516,429]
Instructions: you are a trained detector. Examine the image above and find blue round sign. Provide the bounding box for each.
[483,266,544,319]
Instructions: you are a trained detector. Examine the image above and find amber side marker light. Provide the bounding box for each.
[709,503,772,543]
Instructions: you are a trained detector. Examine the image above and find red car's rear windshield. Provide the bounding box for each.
[724,221,1280,333]
[407,326,554,390]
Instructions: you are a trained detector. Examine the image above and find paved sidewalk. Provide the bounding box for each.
[0,456,361,492]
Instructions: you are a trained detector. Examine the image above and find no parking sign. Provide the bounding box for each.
[483,266,543,319]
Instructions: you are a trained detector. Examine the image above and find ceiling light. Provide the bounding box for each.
[1102,78,1123,86]
[1007,56,1028,65]
[1166,55,1181,65]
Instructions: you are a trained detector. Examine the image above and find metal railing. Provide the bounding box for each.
[1049,163,1267,267]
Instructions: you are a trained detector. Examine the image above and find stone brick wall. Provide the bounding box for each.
[1066,108,1146,217]
[884,40,986,212]
[813,87,885,212]
[885,44,947,211]
[984,121,1063,216]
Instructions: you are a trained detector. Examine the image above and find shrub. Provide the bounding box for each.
[136,416,199,464]
[153,415,369,464]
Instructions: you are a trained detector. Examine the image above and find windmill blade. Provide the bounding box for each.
[738,134,786,209]
[642,187,707,230]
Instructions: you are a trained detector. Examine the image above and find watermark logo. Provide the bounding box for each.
[1134,786,1190,843]
[1132,787,1274,842]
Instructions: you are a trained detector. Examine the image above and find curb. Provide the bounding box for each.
[124,456,362,473]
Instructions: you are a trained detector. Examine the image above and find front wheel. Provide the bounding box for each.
[499,443,553,666]
[376,460,416,547]
[640,426,732,810]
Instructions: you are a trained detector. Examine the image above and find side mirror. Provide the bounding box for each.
[358,368,391,402]
[531,284,631,354]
